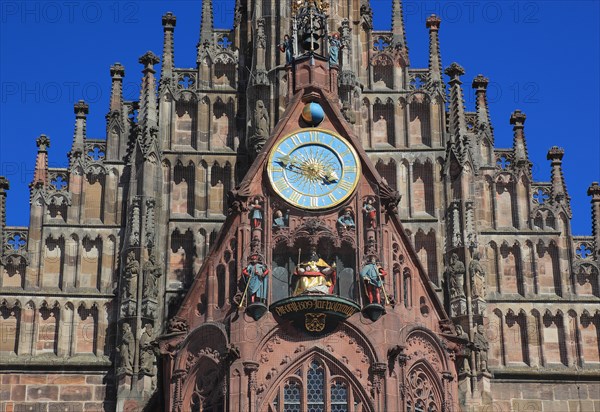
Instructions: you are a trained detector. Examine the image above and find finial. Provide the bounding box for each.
[36,134,50,151]
[547,146,564,162]
[510,109,526,128]
[162,11,176,29]
[0,176,9,192]
[426,14,441,30]
[139,51,160,70]
[445,62,465,81]
[472,74,489,90]
[74,100,89,118]
[588,182,600,198]
[110,62,125,78]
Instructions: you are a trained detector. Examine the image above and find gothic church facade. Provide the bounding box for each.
[0,1,599,411]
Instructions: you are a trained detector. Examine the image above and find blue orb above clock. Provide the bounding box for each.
[301,102,325,126]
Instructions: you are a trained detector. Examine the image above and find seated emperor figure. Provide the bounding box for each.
[293,247,335,296]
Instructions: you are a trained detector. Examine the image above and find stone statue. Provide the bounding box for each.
[122,251,140,300]
[241,255,270,303]
[362,197,377,229]
[143,254,162,300]
[337,208,355,229]
[293,246,335,296]
[272,209,288,228]
[469,252,486,299]
[446,253,466,299]
[118,323,134,375]
[473,324,489,372]
[360,258,387,304]
[328,32,343,66]
[139,323,155,375]
[455,324,468,340]
[254,100,269,138]
[247,100,270,156]
[279,34,294,65]
[249,198,263,229]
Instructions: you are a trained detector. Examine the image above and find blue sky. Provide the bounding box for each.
[1,1,599,235]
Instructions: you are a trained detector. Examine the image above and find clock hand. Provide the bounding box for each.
[320,167,339,184]
[277,156,308,176]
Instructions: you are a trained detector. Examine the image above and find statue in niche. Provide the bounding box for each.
[337,208,355,229]
[446,253,466,299]
[293,246,336,296]
[118,323,134,375]
[272,209,288,228]
[469,252,486,299]
[249,198,263,229]
[241,254,270,303]
[473,324,489,372]
[139,323,155,376]
[455,324,471,374]
[279,34,294,65]
[122,251,140,300]
[360,257,388,305]
[143,254,162,300]
[328,32,343,66]
[362,197,377,229]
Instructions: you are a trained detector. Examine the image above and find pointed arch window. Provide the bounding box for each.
[270,358,359,412]
[405,365,442,412]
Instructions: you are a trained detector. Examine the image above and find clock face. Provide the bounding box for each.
[267,129,361,210]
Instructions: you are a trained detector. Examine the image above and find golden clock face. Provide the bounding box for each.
[267,129,361,210]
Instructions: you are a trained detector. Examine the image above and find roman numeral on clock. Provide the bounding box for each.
[337,179,353,192]
[274,179,288,192]
[289,192,302,203]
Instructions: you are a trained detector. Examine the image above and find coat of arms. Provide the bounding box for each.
[305,312,326,332]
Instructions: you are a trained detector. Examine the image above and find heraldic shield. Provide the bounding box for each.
[305,313,326,332]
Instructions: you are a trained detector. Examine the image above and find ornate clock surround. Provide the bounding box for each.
[266,128,361,211]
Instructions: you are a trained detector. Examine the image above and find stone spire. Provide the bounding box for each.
[0,177,9,235]
[445,63,468,144]
[109,63,125,113]
[472,74,493,139]
[106,63,126,161]
[547,146,571,213]
[426,15,442,89]
[32,135,50,187]
[70,100,88,162]
[588,182,600,255]
[392,0,408,51]
[138,52,160,130]
[510,110,532,174]
[161,12,177,89]
[197,0,214,64]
